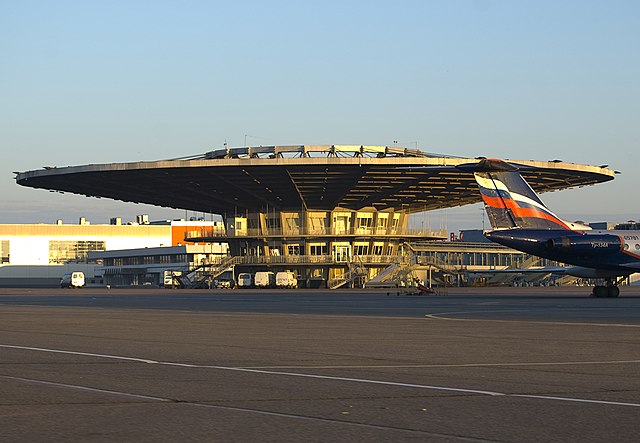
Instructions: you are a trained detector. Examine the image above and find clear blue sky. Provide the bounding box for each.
[2,0,639,231]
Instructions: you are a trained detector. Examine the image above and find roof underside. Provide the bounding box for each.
[15,146,616,214]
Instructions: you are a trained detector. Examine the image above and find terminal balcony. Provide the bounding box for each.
[184,227,448,242]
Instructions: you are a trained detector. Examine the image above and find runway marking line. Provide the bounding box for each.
[425,312,640,328]
[2,343,640,409]
[244,359,640,370]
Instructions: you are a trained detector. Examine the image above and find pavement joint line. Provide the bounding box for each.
[180,403,497,441]
[425,313,640,328]
[0,374,497,442]
[3,343,640,408]
[0,374,170,402]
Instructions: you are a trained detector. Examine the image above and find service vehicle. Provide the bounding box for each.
[254,271,275,288]
[236,273,253,288]
[275,271,297,289]
[60,271,85,288]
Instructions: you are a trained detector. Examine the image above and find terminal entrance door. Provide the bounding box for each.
[333,244,351,263]
[333,214,350,235]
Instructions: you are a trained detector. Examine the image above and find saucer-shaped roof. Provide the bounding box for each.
[15,145,616,214]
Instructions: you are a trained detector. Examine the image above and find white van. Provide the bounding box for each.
[275,271,297,289]
[254,271,275,288]
[236,273,253,288]
[60,272,85,288]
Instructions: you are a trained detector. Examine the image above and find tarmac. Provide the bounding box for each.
[1,286,639,442]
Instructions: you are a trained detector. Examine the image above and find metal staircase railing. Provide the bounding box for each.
[364,262,401,287]
[327,258,367,289]
[179,256,241,288]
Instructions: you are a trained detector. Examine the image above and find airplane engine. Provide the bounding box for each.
[546,235,622,255]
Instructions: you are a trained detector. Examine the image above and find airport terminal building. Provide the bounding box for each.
[0,218,226,287]
[15,145,616,288]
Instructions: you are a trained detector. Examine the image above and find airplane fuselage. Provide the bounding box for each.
[485,229,640,273]
[471,158,635,296]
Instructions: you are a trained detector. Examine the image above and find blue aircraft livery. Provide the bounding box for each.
[468,158,640,297]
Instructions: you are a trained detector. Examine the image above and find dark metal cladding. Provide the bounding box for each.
[546,235,622,255]
[484,229,553,256]
[485,229,632,271]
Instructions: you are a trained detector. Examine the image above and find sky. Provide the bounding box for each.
[2,0,639,232]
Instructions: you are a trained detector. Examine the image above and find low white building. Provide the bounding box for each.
[91,244,228,287]
[0,218,226,287]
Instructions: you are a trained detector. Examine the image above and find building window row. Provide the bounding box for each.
[309,244,328,256]
[272,242,395,257]
[49,240,105,264]
[104,254,188,266]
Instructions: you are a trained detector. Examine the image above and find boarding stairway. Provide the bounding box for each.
[417,255,466,274]
[366,252,460,289]
[363,262,403,288]
[177,256,241,288]
[327,259,368,289]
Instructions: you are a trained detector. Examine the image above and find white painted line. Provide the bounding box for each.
[0,344,502,396]
[243,359,640,370]
[515,394,640,408]
[3,343,640,408]
[165,361,506,397]
[425,312,640,328]
[0,344,159,364]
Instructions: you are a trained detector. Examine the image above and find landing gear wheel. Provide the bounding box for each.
[592,286,608,298]
[592,285,620,297]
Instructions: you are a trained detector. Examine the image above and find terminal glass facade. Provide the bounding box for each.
[49,240,106,264]
[184,207,446,288]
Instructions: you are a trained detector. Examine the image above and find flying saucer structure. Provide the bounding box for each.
[15,145,616,288]
[15,145,615,214]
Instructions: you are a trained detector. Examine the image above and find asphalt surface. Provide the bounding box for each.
[1,286,639,442]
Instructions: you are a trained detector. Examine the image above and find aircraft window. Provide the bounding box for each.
[635,244,640,250]
[624,244,630,250]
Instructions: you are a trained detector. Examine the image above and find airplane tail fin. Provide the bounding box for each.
[472,159,573,230]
